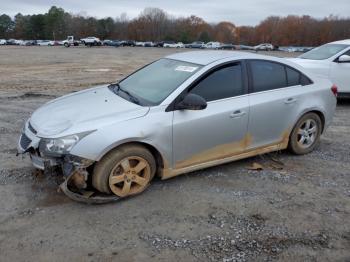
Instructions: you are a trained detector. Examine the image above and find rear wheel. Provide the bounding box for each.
[288,113,322,155]
[92,145,156,197]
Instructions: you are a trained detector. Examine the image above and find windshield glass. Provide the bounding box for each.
[117,58,201,106]
[299,44,348,60]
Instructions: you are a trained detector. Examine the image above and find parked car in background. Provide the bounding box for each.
[154,41,166,47]
[185,41,205,48]
[6,39,17,45]
[103,40,121,47]
[164,42,184,48]
[48,40,61,46]
[135,41,145,47]
[204,42,221,49]
[120,40,136,47]
[238,45,254,50]
[144,41,155,47]
[80,37,102,46]
[254,43,274,51]
[37,40,51,46]
[17,51,337,202]
[0,39,7,45]
[24,40,37,46]
[14,39,24,45]
[290,39,350,97]
[219,43,236,50]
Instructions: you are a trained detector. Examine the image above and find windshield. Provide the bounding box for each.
[116,58,201,106]
[299,44,348,60]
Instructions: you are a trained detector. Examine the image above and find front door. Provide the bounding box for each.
[172,62,249,169]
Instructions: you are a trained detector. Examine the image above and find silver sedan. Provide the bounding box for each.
[18,51,337,202]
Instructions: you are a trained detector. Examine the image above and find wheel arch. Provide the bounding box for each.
[291,109,326,137]
[97,141,166,176]
[309,110,325,133]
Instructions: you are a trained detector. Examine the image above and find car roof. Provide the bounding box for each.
[166,51,275,65]
[329,39,350,45]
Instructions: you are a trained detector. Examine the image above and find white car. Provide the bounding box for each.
[37,40,51,46]
[0,39,6,45]
[80,37,101,46]
[290,39,350,97]
[254,43,274,51]
[164,42,184,48]
[204,42,221,49]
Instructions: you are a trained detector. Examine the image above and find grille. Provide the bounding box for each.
[20,133,32,150]
[28,122,37,134]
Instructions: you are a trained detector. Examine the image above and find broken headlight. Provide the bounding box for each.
[39,131,94,156]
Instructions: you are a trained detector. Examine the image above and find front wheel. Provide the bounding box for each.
[288,113,322,155]
[92,145,156,197]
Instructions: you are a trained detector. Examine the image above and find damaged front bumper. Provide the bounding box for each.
[28,151,120,204]
[18,131,119,204]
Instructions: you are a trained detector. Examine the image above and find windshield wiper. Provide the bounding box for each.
[108,82,140,105]
[118,87,140,105]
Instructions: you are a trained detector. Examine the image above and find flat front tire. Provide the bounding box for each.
[288,113,322,155]
[92,145,156,197]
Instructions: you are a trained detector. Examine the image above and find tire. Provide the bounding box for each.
[64,43,69,47]
[288,113,322,155]
[92,144,156,197]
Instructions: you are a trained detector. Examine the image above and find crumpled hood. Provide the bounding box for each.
[30,85,149,137]
[288,58,330,77]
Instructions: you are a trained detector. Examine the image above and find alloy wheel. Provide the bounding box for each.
[297,119,318,149]
[109,156,151,197]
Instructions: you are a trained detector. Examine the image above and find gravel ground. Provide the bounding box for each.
[0,46,349,262]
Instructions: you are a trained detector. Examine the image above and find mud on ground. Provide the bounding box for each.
[0,46,349,262]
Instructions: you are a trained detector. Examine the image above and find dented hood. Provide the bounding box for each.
[30,86,149,137]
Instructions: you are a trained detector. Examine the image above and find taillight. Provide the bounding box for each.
[331,85,338,97]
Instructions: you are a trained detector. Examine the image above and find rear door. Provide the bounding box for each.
[246,60,312,149]
[330,49,350,93]
[172,62,250,169]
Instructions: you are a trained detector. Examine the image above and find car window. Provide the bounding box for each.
[286,66,312,86]
[249,60,287,92]
[189,63,243,102]
[300,74,312,85]
[299,44,348,60]
[286,67,300,86]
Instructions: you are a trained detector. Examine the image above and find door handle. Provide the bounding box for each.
[284,98,297,104]
[230,110,246,118]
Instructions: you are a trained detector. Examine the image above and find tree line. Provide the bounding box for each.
[0,6,349,46]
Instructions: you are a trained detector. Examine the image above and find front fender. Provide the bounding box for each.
[70,106,173,167]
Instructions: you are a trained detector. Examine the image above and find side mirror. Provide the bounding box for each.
[338,54,350,63]
[175,93,207,111]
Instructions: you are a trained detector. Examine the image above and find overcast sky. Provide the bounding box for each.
[1,0,349,25]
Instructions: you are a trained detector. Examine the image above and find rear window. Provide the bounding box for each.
[286,67,300,86]
[249,60,312,92]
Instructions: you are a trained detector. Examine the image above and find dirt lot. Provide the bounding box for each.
[0,46,349,262]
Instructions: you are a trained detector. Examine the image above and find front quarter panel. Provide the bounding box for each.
[70,105,173,167]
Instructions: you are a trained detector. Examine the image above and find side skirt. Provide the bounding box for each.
[161,142,288,180]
